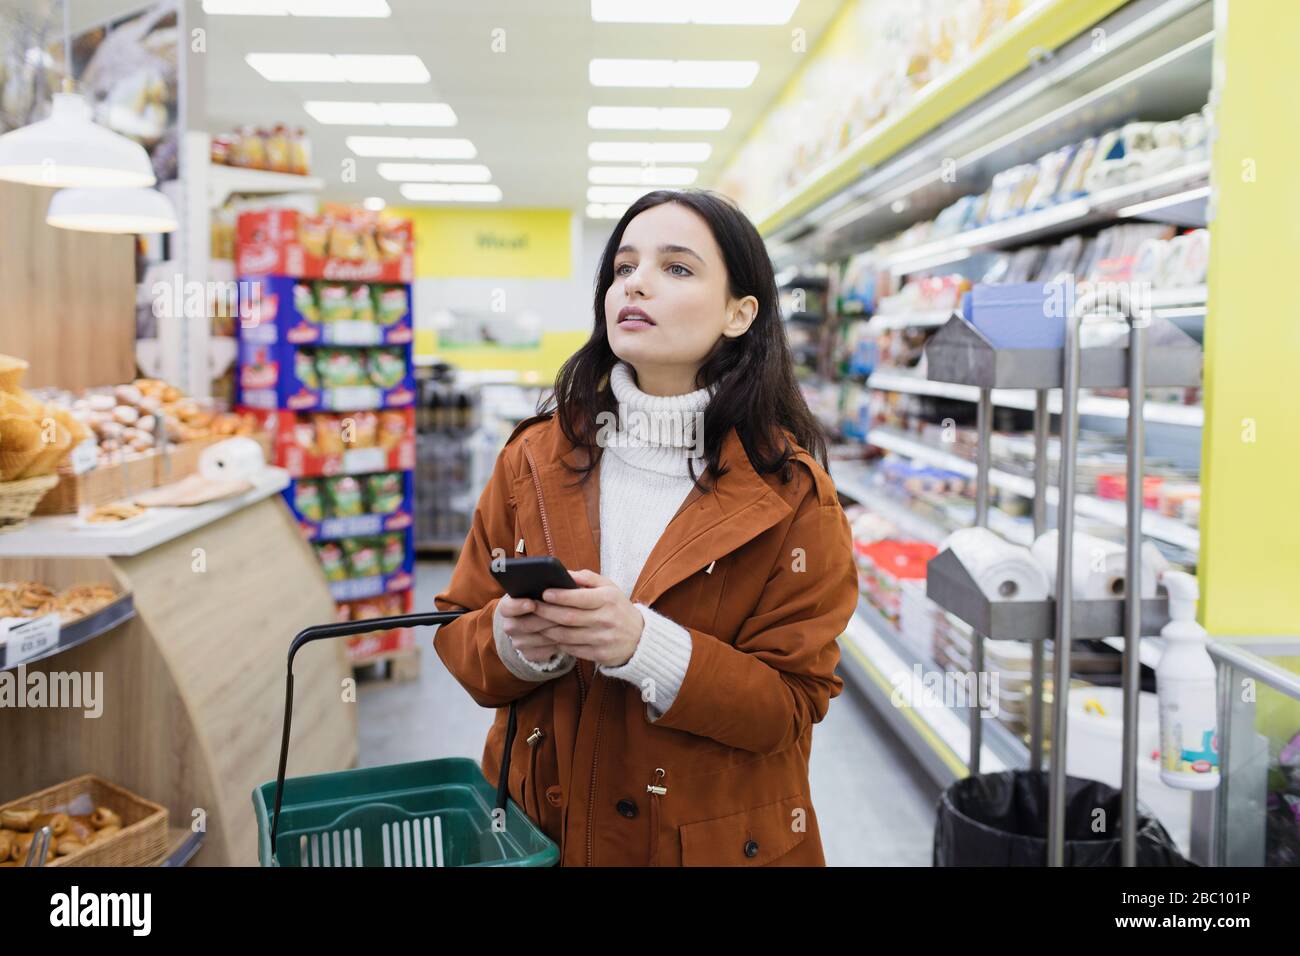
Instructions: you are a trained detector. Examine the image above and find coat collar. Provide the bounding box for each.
[520,418,793,607]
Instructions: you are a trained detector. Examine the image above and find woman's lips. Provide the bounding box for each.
[617,306,655,327]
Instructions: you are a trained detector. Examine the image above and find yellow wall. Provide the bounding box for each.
[1199,0,1300,634]
[390,207,572,279]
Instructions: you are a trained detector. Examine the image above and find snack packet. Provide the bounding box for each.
[351,284,375,324]
[316,542,348,581]
[380,533,405,575]
[293,283,319,323]
[343,537,380,578]
[367,348,406,389]
[294,479,324,522]
[295,350,320,389]
[364,472,404,513]
[375,286,408,326]
[316,349,368,387]
[325,475,365,518]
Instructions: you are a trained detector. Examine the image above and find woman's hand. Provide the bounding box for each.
[531,569,644,667]
[497,593,567,664]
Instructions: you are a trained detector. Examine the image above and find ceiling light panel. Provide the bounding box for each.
[588,142,712,162]
[588,165,697,185]
[204,0,391,14]
[589,58,758,88]
[587,106,730,130]
[346,136,477,159]
[400,183,502,202]
[305,102,455,126]
[247,53,429,83]
[377,163,492,183]
[590,0,799,25]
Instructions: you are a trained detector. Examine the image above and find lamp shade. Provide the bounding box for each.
[46,187,178,234]
[0,92,156,188]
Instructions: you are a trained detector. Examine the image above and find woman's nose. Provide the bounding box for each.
[623,267,647,296]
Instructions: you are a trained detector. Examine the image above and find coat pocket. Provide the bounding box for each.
[678,794,808,866]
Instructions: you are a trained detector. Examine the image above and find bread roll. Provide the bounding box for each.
[0,415,44,481]
[32,812,69,837]
[1,808,38,830]
[91,807,122,830]
[0,354,29,392]
[0,830,15,861]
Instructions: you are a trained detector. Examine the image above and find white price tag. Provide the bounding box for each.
[326,387,381,411]
[2,614,60,666]
[70,439,99,475]
[343,447,387,474]
[326,321,379,346]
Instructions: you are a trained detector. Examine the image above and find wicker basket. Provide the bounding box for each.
[1,774,169,867]
[0,474,59,532]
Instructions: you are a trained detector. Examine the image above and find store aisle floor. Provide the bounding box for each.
[358,561,940,865]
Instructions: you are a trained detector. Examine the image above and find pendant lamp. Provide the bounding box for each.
[46,186,178,234]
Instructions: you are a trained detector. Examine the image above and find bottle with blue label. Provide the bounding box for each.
[1156,571,1220,790]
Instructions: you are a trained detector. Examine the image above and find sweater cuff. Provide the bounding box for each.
[597,604,692,721]
[492,600,575,682]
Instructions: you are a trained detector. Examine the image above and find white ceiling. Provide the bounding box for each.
[196,0,845,210]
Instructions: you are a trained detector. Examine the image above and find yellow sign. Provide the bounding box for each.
[389,207,572,279]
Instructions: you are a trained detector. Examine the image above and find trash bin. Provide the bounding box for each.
[933,770,1192,866]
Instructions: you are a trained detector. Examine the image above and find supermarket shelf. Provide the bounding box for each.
[329,570,414,603]
[864,428,1200,551]
[866,368,1203,426]
[867,310,954,332]
[209,163,323,207]
[0,593,135,671]
[0,468,292,558]
[887,163,1210,277]
[835,465,1034,547]
[839,596,1027,788]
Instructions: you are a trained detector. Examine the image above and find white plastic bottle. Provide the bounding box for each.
[1156,571,1220,790]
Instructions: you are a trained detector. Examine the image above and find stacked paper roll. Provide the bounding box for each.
[940,527,1051,602]
[1031,529,1168,599]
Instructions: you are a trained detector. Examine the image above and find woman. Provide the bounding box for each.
[433,188,858,866]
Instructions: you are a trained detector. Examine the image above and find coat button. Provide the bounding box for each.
[545,786,563,808]
[616,799,638,819]
[743,840,759,858]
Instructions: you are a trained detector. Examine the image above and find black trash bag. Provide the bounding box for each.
[933,770,1192,866]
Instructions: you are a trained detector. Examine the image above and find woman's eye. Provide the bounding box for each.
[615,263,633,276]
[668,263,692,277]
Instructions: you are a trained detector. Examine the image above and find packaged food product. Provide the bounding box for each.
[316,542,348,581]
[343,538,380,578]
[238,125,267,169]
[351,284,375,324]
[377,411,407,450]
[299,217,329,257]
[365,472,404,514]
[293,283,319,323]
[313,413,345,454]
[316,349,368,387]
[290,126,311,176]
[344,410,378,447]
[265,124,292,173]
[295,350,320,389]
[375,286,408,326]
[328,220,364,260]
[380,533,405,575]
[294,419,318,454]
[367,348,406,389]
[316,282,353,322]
[376,219,410,260]
[325,475,365,518]
[294,479,324,522]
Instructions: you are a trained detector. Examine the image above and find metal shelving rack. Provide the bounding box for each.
[922,285,1203,865]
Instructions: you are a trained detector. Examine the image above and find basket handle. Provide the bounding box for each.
[269,610,520,853]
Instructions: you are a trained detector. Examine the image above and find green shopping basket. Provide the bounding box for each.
[253,609,559,867]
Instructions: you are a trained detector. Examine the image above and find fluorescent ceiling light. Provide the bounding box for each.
[346,136,476,158]
[587,185,652,204]
[588,141,711,163]
[588,106,730,130]
[305,101,456,126]
[0,93,155,188]
[363,196,386,211]
[400,183,502,202]
[46,187,178,234]
[334,55,430,84]
[589,58,758,88]
[591,0,799,25]
[204,0,391,14]
[586,203,629,219]
[589,165,697,185]
[247,53,429,83]
[377,163,492,183]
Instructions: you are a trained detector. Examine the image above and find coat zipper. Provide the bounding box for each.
[647,768,666,866]
[524,436,604,865]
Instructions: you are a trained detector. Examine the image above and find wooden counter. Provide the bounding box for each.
[0,493,357,865]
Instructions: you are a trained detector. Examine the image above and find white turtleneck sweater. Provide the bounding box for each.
[492,360,705,720]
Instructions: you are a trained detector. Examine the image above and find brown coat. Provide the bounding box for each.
[433,411,858,866]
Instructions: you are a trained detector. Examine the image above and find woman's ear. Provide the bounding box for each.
[721,295,759,338]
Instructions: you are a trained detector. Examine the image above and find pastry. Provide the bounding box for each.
[91,807,122,830]
[1,808,38,830]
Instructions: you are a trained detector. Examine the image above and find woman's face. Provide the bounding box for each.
[604,202,757,394]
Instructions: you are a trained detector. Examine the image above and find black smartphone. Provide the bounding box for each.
[490,556,579,601]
